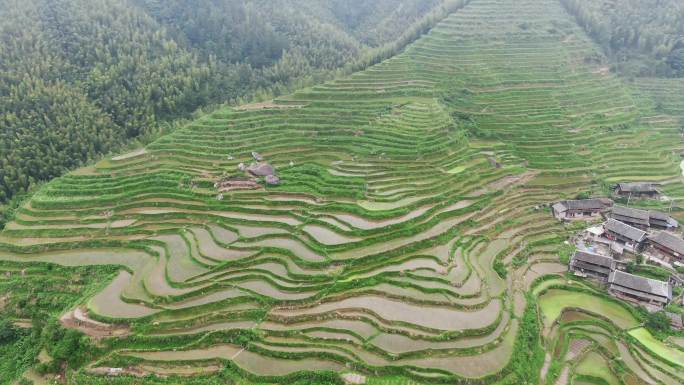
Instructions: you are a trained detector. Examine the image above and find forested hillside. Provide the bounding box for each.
[0,0,445,207]
[3,0,684,384]
[561,0,684,77]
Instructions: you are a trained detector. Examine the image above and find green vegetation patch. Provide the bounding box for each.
[538,289,639,330]
[270,163,367,199]
[574,351,620,385]
[628,327,684,367]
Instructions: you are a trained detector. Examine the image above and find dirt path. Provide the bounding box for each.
[60,307,130,339]
[555,366,569,385]
[539,353,552,382]
[231,347,245,359]
[112,148,147,161]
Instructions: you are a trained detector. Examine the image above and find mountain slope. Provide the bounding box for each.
[0,0,448,206]
[1,0,684,384]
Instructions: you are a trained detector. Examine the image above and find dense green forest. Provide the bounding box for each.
[0,0,445,207]
[561,0,684,77]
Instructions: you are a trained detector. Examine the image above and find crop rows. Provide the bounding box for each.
[1,0,683,383]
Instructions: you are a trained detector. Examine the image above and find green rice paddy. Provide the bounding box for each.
[2,0,684,383]
[538,289,639,329]
[629,327,684,367]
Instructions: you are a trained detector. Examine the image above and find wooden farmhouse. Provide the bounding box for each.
[648,210,679,230]
[614,182,659,199]
[569,250,616,281]
[607,206,678,230]
[648,231,684,263]
[607,270,672,310]
[608,206,650,229]
[603,219,647,251]
[552,198,613,221]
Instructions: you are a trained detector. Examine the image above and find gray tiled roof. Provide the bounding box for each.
[609,206,678,229]
[571,250,615,268]
[649,210,670,221]
[611,206,649,221]
[649,231,684,255]
[562,199,612,211]
[552,202,567,213]
[617,183,658,193]
[247,163,276,177]
[649,210,679,228]
[604,219,647,242]
[608,270,671,301]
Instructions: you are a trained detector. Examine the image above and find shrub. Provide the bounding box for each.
[0,318,18,344]
[558,243,575,265]
[645,311,670,333]
[575,191,590,200]
[493,260,507,279]
[41,320,93,370]
[636,254,644,264]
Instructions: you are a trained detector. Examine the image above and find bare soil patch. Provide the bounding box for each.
[540,353,552,383]
[60,307,130,339]
[236,100,305,111]
[555,366,570,385]
[592,66,610,76]
[13,319,33,329]
[112,148,147,161]
[88,366,145,377]
[215,176,262,192]
[88,364,221,378]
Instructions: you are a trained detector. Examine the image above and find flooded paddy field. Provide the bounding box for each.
[5,0,684,383]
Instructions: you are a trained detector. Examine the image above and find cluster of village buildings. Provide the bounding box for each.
[552,183,684,326]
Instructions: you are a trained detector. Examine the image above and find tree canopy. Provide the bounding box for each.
[561,0,684,77]
[0,0,442,204]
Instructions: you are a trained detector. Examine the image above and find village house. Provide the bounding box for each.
[604,219,647,251]
[607,270,672,310]
[247,163,276,177]
[569,250,616,281]
[648,210,679,230]
[552,198,613,221]
[648,231,684,263]
[614,182,659,199]
[608,205,650,229]
[246,162,280,185]
[607,206,678,230]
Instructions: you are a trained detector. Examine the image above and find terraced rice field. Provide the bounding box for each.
[2,0,684,383]
[537,286,684,385]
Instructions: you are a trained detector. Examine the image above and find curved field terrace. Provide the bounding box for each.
[2,0,684,384]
